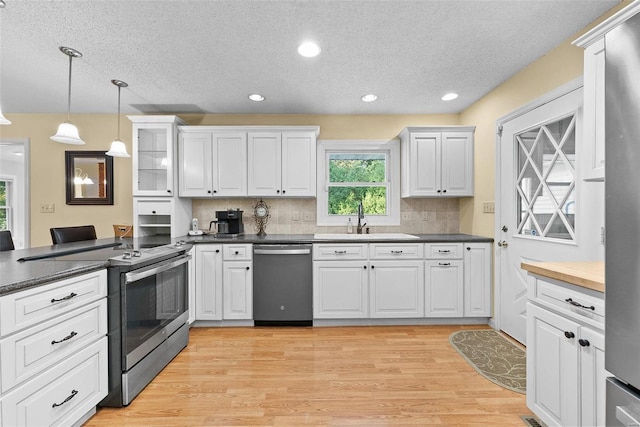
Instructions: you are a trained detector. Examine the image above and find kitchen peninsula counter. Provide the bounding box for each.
[521,261,605,293]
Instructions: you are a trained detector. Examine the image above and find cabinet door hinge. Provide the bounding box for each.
[497,125,503,137]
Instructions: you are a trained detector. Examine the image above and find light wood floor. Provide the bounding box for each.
[85,324,533,426]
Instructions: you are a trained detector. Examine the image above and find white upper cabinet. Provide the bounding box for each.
[178,130,247,197]
[129,115,185,196]
[248,128,319,197]
[573,2,640,182]
[400,126,474,197]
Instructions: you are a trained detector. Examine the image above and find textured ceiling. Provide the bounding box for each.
[0,0,620,115]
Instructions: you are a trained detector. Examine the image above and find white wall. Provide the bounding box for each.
[0,139,28,249]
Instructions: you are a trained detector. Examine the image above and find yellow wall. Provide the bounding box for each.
[458,0,633,237]
[0,114,134,247]
[1,1,631,248]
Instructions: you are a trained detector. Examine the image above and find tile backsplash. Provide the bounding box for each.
[192,198,459,235]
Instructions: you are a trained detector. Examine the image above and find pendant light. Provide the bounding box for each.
[51,46,85,145]
[106,79,130,157]
[0,107,10,125]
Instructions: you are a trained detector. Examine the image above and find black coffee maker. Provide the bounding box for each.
[212,209,244,236]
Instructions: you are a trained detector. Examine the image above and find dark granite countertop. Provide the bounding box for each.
[0,233,492,296]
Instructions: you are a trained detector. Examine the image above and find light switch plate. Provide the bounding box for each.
[482,201,495,214]
[40,203,55,213]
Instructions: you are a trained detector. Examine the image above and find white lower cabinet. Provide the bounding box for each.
[195,244,223,320]
[463,243,492,317]
[187,247,196,324]
[424,260,464,317]
[0,270,108,427]
[526,276,606,427]
[313,260,369,319]
[369,260,424,318]
[312,242,490,321]
[223,261,252,320]
[195,243,252,322]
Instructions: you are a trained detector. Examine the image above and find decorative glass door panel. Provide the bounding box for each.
[515,114,576,240]
[137,127,169,193]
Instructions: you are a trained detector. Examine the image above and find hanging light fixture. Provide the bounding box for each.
[0,106,10,125]
[106,79,130,157]
[51,46,85,145]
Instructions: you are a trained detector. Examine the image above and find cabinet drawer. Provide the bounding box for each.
[136,200,171,215]
[223,244,252,261]
[313,244,368,260]
[0,299,107,393]
[0,270,107,336]
[532,276,604,328]
[425,243,463,259]
[0,338,108,427]
[369,243,423,260]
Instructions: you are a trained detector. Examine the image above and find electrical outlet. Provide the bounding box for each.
[40,203,55,213]
[482,201,495,214]
[292,211,300,221]
[401,212,412,221]
[303,212,314,221]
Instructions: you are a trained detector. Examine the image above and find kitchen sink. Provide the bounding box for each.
[313,233,419,240]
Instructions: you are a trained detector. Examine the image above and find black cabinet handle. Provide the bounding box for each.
[565,298,595,311]
[235,251,239,255]
[276,190,280,194]
[442,190,447,193]
[439,262,451,266]
[51,331,78,345]
[564,331,575,339]
[467,247,471,251]
[52,389,78,408]
[167,190,172,193]
[282,190,286,194]
[579,339,590,347]
[215,249,220,253]
[371,265,375,269]
[207,190,212,194]
[213,190,217,193]
[152,210,156,214]
[246,266,250,270]
[363,265,367,269]
[437,190,441,193]
[438,250,450,253]
[51,292,77,304]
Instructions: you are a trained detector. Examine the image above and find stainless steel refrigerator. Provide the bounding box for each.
[605,7,640,426]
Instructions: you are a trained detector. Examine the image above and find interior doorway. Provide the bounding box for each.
[0,138,30,249]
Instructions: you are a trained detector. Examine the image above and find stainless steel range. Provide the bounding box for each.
[100,242,191,407]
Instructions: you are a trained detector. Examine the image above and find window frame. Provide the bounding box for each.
[0,177,14,232]
[316,139,400,226]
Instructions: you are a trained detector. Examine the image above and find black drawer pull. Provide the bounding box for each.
[235,251,239,255]
[579,339,591,347]
[438,262,451,266]
[565,298,595,311]
[391,250,403,254]
[334,250,347,254]
[51,292,77,303]
[438,250,451,253]
[564,331,575,339]
[51,331,78,345]
[52,389,78,408]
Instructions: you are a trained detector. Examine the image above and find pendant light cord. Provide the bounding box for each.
[66,53,73,122]
[117,85,121,139]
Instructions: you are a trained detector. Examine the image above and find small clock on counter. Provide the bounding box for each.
[253,198,271,236]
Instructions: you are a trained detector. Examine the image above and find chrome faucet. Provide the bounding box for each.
[357,201,366,234]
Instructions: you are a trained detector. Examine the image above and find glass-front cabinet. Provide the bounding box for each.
[129,115,186,196]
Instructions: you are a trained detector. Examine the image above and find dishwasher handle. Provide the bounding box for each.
[254,247,311,255]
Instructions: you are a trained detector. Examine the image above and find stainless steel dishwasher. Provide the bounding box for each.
[253,244,313,326]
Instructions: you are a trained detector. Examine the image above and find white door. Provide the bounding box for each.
[497,86,582,344]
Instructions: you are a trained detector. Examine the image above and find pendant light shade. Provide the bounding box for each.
[51,46,85,145]
[106,79,130,157]
[0,106,10,125]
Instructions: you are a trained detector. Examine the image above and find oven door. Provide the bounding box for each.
[122,254,190,370]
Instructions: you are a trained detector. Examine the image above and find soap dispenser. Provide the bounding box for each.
[347,218,353,234]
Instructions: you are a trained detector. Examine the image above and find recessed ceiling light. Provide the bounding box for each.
[361,94,378,102]
[298,41,321,58]
[441,93,459,101]
[248,93,265,102]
